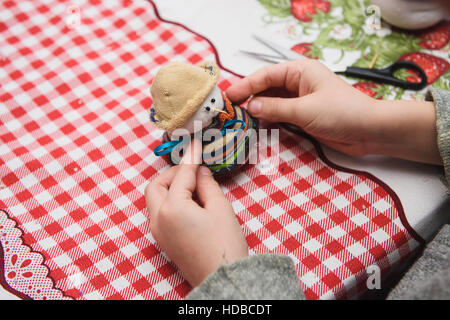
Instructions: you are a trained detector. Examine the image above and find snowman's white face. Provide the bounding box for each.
[180,85,224,134]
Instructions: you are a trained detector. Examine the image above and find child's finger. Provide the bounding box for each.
[145,166,178,217]
[225,62,296,103]
[247,95,317,127]
[195,166,228,210]
[168,138,202,201]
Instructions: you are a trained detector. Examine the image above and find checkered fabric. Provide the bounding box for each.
[0,0,420,300]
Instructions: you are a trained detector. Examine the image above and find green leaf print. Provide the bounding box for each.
[433,71,450,91]
[258,0,291,18]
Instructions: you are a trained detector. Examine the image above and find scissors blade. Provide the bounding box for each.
[240,50,287,64]
[253,34,306,61]
[252,34,346,72]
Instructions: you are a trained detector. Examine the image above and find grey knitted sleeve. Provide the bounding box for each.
[428,88,450,193]
[387,224,450,300]
[186,254,305,300]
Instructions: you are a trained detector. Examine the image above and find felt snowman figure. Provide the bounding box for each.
[149,61,258,175]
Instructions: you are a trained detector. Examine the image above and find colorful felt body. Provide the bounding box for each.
[161,103,258,175]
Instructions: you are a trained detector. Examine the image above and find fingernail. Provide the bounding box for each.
[200,166,212,176]
[248,99,261,114]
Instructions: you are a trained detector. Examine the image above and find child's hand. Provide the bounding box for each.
[227,60,441,165]
[145,139,248,287]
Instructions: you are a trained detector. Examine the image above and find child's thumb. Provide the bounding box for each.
[196,167,229,210]
[247,97,305,124]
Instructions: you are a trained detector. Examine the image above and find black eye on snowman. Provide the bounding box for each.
[205,106,211,112]
[211,98,215,103]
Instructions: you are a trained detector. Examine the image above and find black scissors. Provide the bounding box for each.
[241,34,427,91]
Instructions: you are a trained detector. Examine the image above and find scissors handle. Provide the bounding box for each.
[344,61,428,90]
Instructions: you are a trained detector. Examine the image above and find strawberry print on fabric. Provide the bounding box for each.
[291,42,319,59]
[290,0,331,22]
[398,52,450,84]
[257,0,450,98]
[352,82,384,100]
[416,21,450,50]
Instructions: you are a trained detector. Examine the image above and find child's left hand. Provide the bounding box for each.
[145,139,248,287]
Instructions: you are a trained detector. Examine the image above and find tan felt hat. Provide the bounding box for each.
[150,60,220,132]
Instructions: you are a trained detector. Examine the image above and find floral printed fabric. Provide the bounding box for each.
[258,0,449,100]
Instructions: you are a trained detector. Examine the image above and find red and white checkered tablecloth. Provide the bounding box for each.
[0,0,423,300]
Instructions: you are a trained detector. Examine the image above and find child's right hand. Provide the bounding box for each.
[226,60,442,165]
